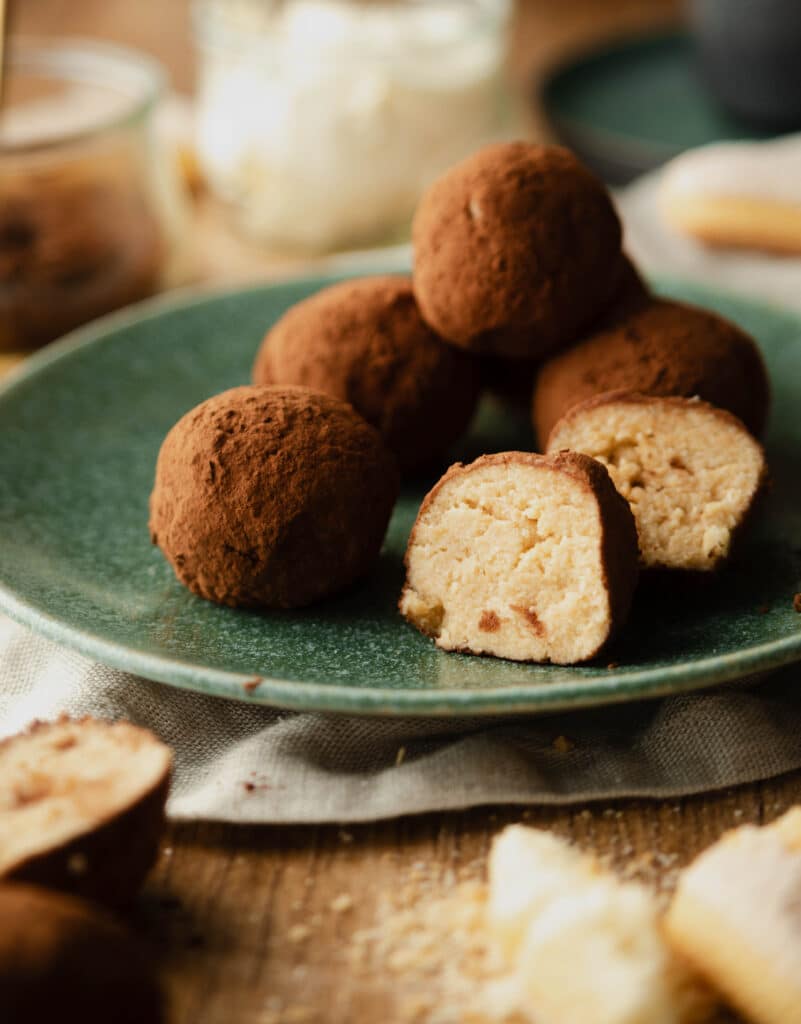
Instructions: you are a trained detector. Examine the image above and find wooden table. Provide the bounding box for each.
[8,3,797,1022]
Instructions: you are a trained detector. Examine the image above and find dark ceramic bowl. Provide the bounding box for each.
[690,0,801,128]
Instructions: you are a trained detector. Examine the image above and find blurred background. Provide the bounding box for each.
[5,0,801,365]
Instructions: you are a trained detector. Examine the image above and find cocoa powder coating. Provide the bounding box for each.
[0,884,164,1024]
[481,254,649,411]
[149,385,399,609]
[412,142,624,359]
[253,276,481,471]
[533,298,770,446]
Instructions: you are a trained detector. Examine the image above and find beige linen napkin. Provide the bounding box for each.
[2,614,800,823]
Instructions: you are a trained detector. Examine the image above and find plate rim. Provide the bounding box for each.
[1,275,800,717]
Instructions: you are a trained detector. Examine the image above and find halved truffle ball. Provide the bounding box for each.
[253,276,481,472]
[150,385,399,609]
[547,392,768,572]
[533,298,770,447]
[0,884,164,1024]
[399,451,638,664]
[412,142,624,359]
[0,717,171,907]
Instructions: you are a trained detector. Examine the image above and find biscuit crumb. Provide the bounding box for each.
[552,735,574,754]
[395,746,407,767]
[330,894,353,913]
[288,924,311,944]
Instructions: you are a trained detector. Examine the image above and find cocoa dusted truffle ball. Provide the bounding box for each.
[399,451,638,664]
[533,298,770,446]
[412,142,624,359]
[150,385,399,609]
[0,884,164,1024]
[253,276,481,471]
[481,255,650,412]
[547,392,768,572]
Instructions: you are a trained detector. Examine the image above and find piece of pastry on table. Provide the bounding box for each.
[666,807,801,1024]
[399,450,639,664]
[658,136,801,255]
[485,825,711,1024]
[546,392,768,573]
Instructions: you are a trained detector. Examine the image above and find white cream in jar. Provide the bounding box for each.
[194,0,513,252]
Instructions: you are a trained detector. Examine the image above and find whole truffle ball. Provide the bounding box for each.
[0,884,164,1024]
[482,255,650,412]
[412,142,624,359]
[533,298,770,446]
[253,276,481,472]
[150,385,399,609]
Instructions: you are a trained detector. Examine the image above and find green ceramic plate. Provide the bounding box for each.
[0,272,800,716]
[542,32,773,182]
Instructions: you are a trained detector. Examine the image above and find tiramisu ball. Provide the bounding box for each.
[0,885,164,1024]
[547,392,768,572]
[533,298,770,446]
[253,276,480,471]
[482,255,649,412]
[399,451,638,664]
[150,385,399,609]
[412,142,624,359]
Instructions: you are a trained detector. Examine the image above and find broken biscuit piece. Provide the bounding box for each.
[399,451,638,664]
[487,825,709,1024]
[0,717,172,906]
[547,392,767,572]
[665,808,801,1024]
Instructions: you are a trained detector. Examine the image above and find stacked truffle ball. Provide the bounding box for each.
[151,140,771,664]
[401,141,769,662]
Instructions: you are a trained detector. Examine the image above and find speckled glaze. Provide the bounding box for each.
[0,272,799,716]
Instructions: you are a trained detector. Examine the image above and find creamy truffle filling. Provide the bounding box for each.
[0,721,171,874]
[548,399,764,571]
[400,462,612,663]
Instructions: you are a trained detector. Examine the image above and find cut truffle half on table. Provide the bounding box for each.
[399,451,639,664]
[547,392,768,573]
[0,717,172,906]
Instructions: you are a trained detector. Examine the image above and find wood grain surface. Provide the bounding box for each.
[8,4,799,1023]
[138,779,800,1023]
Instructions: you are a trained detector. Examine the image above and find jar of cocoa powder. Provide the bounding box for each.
[0,40,188,350]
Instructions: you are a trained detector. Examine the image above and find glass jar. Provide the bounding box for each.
[0,40,187,351]
[193,0,515,253]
